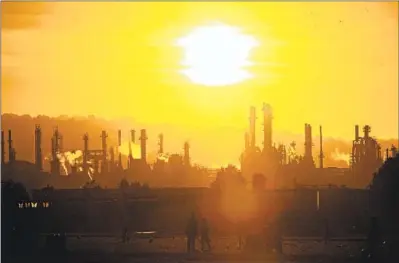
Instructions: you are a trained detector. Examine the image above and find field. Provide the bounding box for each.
[35,235,364,263]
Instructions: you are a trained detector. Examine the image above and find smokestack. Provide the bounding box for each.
[139,129,147,163]
[50,128,60,176]
[262,103,273,152]
[158,134,164,154]
[101,131,108,173]
[355,125,359,141]
[304,124,313,161]
[8,129,16,163]
[35,125,43,171]
[319,126,324,169]
[363,125,371,139]
[249,106,256,148]
[184,141,190,167]
[109,147,115,172]
[244,132,249,150]
[1,130,5,165]
[118,130,122,169]
[83,133,89,174]
[118,130,122,146]
[131,130,136,144]
[128,140,132,169]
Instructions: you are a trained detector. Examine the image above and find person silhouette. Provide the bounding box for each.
[200,218,211,252]
[185,212,198,253]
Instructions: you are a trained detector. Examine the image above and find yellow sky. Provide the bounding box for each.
[1,2,398,166]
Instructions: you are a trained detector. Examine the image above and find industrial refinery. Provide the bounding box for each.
[240,103,396,189]
[1,103,397,190]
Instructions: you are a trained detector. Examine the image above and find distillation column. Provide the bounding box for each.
[304,124,313,163]
[101,130,108,173]
[50,128,61,176]
[35,125,43,171]
[319,126,324,169]
[83,133,89,174]
[249,106,256,149]
[139,129,147,163]
[262,103,273,152]
[8,130,16,163]
[109,147,115,172]
[158,133,164,154]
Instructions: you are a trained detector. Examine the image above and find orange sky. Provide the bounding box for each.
[1,2,398,166]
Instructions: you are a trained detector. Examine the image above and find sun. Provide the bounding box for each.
[176,23,259,87]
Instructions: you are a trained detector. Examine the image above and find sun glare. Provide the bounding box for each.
[177,23,259,87]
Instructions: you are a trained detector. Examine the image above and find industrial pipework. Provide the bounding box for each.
[35,125,43,171]
[262,103,273,152]
[249,106,256,149]
[139,129,147,163]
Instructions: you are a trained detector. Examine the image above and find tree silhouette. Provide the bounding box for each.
[1,180,37,259]
[369,153,399,260]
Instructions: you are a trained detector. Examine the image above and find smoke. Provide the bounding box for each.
[63,150,83,166]
[88,167,94,181]
[44,150,84,176]
[331,148,351,165]
[56,152,68,175]
[56,150,84,175]
[157,153,169,162]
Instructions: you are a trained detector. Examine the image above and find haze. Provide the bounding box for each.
[2,2,398,167]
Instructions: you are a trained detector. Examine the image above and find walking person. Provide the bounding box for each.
[185,212,198,253]
[200,218,211,252]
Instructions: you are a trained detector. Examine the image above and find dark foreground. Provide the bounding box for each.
[4,236,366,263]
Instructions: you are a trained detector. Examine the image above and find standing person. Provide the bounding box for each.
[324,218,330,244]
[122,227,128,243]
[185,212,198,253]
[200,218,212,252]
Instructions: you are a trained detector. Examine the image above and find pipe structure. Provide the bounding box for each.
[363,125,371,139]
[109,147,115,172]
[50,128,60,176]
[355,125,360,141]
[35,125,43,171]
[249,106,256,148]
[139,129,147,163]
[8,129,16,163]
[101,130,108,173]
[158,133,164,154]
[262,103,273,152]
[83,133,89,174]
[304,124,312,160]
